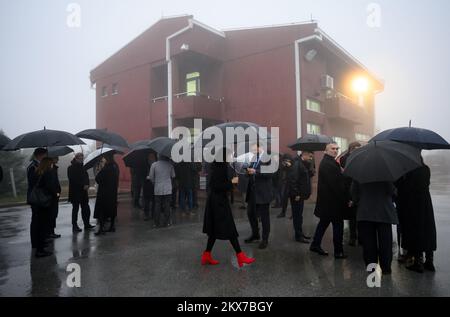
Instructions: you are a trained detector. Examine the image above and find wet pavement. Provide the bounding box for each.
[0,170,449,297]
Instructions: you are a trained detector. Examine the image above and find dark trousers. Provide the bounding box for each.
[48,198,59,234]
[72,200,91,227]
[179,189,193,210]
[358,221,393,271]
[144,194,155,218]
[133,177,145,206]
[193,189,199,207]
[30,205,47,251]
[311,218,344,254]
[154,195,172,226]
[247,194,270,241]
[280,183,289,214]
[291,197,305,239]
[349,217,358,241]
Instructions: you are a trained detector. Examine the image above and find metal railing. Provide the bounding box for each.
[151,92,224,103]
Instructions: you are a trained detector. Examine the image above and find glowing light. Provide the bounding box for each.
[352,77,370,94]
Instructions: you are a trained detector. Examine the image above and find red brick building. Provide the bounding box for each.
[90,15,383,186]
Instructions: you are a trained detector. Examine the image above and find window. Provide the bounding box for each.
[307,123,321,135]
[306,99,321,113]
[101,86,108,97]
[332,136,348,154]
[186,72,200,96]
[355,133,370,142]
[112,83,118,95]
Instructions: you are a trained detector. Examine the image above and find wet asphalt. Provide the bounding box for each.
[0,169,449,297]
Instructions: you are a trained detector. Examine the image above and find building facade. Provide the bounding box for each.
[90,15,383,186]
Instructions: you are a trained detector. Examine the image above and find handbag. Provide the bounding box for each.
[28,175,52,208]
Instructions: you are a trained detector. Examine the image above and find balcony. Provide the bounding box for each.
[151,92,224,127]
[324,93,368,125]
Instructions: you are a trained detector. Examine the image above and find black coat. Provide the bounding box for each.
[203,162,239,240]
[340,152,356,220]
[143,160,154,200]
[176,162,197,190]
[67,160,90,204]
[245,152,274,205]
[314,154,348,221]
[395,165,437,252]
[287,158,311,199]
[94,162,119,220]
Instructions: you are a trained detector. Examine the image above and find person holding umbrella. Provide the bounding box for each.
[68,153,95,232]
[94,153,120,235]
[396,156,437,273]
[201,147,255,268]
[343,140,422,274]
[149,154,176,227]
[244,143,274,250]
[27,148,50,257]
[47,156,62,239]
[310,142,349,259]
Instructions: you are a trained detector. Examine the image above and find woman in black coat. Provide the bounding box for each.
[201,148,255,268]
[396,157,437,272]
[94,154,119,235]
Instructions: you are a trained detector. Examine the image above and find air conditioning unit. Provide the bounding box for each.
[321,75,334,90]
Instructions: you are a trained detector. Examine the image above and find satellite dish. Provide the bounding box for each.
[305,49,317,62]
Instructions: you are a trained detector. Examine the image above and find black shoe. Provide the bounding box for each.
[310,246,329,256]
[35,250,53,258]
[49,233,61,239]
[334,252,348,259]
[406,261,424,273]
[72,226,82,233]
[302,234,311,240]
[295,237,310,244]
[258,240,268,249]
[424,261,436,272]
[244,235,260,243]
[277,212,286,218]
[84,224,96,230]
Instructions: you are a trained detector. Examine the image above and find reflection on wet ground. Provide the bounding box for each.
[0,166,449,297]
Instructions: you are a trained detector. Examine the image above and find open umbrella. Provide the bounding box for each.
[147,137,178,158]
[194,122,272,149]
[370,127,450,150]
[2,128,85,151]
[0,134,11,149]
[288,134,333,152]
[83,147,123,170]
[47,146,74,158]
[122,140,155,168]
[343,141,422,184]
[76,129,129,149]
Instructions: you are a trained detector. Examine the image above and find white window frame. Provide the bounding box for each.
[306,123,322,135]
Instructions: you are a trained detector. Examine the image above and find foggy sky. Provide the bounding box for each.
[1,0,450,142]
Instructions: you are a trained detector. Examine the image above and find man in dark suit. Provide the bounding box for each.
[244,143,273,249]
[310,142,349,259]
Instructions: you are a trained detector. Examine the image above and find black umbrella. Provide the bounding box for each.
[194,122,272,149]
[288,134,334,152]
[370,127,450,150]
[123,140,156,168]
[76,129,129,149]
[47,146,74,158]
[2,129,85,151]
[343,141,422,184]
[147,137,178,158]
[0,134,11,149]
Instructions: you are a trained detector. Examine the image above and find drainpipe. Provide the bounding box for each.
[166,20,193,137]
[294,33,323,138]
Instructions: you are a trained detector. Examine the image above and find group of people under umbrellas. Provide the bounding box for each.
[0,123,448,275]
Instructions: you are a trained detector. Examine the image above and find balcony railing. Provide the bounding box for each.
[324,92,367,125]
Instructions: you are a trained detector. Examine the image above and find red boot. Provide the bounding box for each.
[201,251,220,265]
[236,252,255,267]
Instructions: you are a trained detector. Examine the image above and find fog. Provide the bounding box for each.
[1,0,450,142]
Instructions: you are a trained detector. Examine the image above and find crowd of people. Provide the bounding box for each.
[25,141,437,276]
